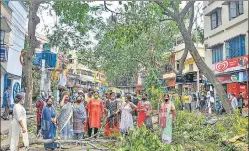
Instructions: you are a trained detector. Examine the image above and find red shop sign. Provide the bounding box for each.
[217,74,231,83]
[215,55,248,74]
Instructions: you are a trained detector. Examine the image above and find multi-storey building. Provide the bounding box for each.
[68,52,95,89]
[163,36,205,93]
[0,1,27,106]
[203,1,248,100]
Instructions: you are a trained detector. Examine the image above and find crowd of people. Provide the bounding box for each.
[175,90,247,115]
[5,86,247,150]
[7,88,176,150]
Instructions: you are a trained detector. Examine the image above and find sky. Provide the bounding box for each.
[36,1,203,47]
[36,1,120,34]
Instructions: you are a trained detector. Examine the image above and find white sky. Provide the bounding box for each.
[36,1,203,46]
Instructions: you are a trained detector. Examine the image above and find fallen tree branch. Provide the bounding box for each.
[0,138,116,151]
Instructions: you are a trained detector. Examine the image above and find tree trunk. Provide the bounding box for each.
[175,18,232,112]
[24,0,42,110]
[176,45,189,110]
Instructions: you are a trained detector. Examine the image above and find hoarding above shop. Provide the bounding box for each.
[217,72,242,84]
[215,55,248,74]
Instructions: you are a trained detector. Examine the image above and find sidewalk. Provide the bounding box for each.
[1,114,35,135]
[0,118,10,135]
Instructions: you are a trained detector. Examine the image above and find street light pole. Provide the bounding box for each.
[196,16,200,99]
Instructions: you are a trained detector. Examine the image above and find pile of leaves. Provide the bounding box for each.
[117,126,177,151]
[117,110,248,151]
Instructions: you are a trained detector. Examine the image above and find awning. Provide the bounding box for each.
[205,7,222,16]
[0,17,11,32]
[222,1,230,5]
[81,75,94,82]
[207,43,223,49]
[0,64,22,79]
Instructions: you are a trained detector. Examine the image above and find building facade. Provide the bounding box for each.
[1,1,27,106]
[203,1,248,100]
[163,37,205,93]
[68,52,95,89]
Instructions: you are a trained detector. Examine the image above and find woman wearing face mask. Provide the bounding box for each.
[41,97,57,150]
[119,95,137,136]
[137,93,153,128]
[9,93,29,151]
[86,91,104,138]
[58,91,73,140]
[72,96,87,140]
[159,94,176,144]
[104,92,119,137]
[79,94,89,133]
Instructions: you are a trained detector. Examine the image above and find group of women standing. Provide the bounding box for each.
[8,90,177,150]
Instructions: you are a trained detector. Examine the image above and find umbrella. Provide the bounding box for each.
[107,87,121,93]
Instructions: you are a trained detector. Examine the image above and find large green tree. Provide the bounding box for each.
[153,0,231,112]
[46,0,231,112]
[78,1,178,85]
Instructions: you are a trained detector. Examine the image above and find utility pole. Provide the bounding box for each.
[40,59,46,95]
[196,10,200,102]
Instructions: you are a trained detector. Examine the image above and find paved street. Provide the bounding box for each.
[0,110,11,135]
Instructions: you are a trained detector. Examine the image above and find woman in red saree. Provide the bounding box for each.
[137,93,152,128]
[86,91,104,138]
[104,92,120,137]
[36,96,45,135]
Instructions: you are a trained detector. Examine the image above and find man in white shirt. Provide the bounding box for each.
[231,94,238,110]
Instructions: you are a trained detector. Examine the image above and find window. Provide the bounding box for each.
[0,31,5,44]
[176,61,180,70]
[225,35,245,59]
[229,1,243,20]
[88,71,93,77]
[210,9,221,29]
[69,59,74,64]
[189,64,194,71]
[212,45,223,64]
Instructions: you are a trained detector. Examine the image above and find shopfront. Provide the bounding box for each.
[215,55,248,102]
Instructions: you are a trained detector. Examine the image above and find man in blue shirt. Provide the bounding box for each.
[1,87,11,120]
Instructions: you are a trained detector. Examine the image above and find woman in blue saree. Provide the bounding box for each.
[41,97,57,150]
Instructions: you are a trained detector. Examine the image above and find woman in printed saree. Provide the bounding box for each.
[9,93,29,151]
[41,97,57,150]
[137,93,153,128]
[104,92,120,137]
[58,91,73,140]
[159,94,176,144]
[79,94,88,133]
[73,96,87,140]
[86,91,104,138]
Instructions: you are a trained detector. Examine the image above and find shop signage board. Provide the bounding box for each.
[217,73,240,83]
[215,55,248,74]
[0,45,7,62]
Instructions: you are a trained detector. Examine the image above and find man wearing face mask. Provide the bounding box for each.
[86,88,94,103]
[159,94,176,144]
[104,92,119,137]
[86,91,104,138]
